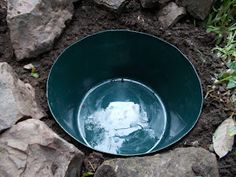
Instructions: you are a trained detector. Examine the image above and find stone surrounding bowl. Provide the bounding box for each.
[47,30,203,156]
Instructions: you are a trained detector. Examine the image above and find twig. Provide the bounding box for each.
[88,160,95,172]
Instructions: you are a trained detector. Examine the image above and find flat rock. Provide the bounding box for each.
[95,147,219,177]
[178,0,214,20]
[0,119,84,177]
[158,2,186,28]
[0,62,45,132]
[94,0,130,11]
[7,0,74,60]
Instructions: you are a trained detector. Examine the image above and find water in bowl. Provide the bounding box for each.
[77,78,167,155]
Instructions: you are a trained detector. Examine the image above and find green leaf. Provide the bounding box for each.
[227,61,236,70]
[31,72,39,78]
[31,66,37,73]
[218,72,231,80]
[82,172,94,177]
[227,79,236,89]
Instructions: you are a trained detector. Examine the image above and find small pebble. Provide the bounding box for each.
[23,63,34,70]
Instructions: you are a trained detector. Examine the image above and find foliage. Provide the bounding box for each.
[207,0,236,43]
[213,31,236,60]
[217,61,236,89]
[31,65,39,78]
[207,0,236,89]
[82,172,94,177]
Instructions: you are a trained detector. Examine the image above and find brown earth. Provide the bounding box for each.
[0,0,235,176]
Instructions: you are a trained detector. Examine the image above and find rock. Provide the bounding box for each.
[0,62,45,131]
[178,0,214,20]
[96,147,219,177]
[94,0,130,11]
[0,119,84,177]
[95,165,117,177]
[158,2,186,28]
[7,0,74,60]
[23,63,35,70]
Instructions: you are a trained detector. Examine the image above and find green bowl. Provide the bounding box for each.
[47,30,203,156]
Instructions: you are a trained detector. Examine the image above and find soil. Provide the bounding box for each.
[0,0,236,176]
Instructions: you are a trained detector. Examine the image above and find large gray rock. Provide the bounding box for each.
[178,0,214,20]
[0,119,84,177]
[94,0,130,11]
[0,62,45,132]
[7,0,74,60]
[95,165,117,177]
[158,2,186,28]
[95,147,219,177]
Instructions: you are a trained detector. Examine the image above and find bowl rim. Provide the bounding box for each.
[46,29,204,156]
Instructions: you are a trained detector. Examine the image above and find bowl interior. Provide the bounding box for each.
[47,30,203,156]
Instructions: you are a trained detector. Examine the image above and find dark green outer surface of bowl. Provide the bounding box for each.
[47,30,203,156]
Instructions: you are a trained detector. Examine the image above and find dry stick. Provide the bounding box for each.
[88,160,96,172]
[205,89,214,99]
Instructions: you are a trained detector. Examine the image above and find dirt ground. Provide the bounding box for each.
[0,0,235,176]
